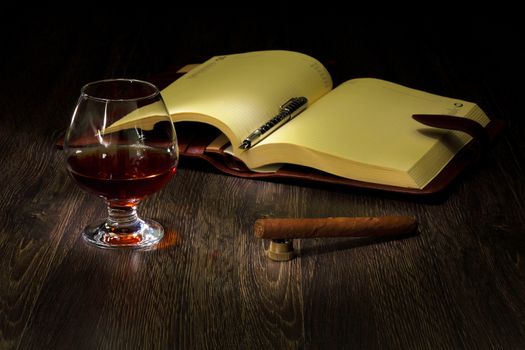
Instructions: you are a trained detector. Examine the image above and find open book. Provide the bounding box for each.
[105,50,501,193]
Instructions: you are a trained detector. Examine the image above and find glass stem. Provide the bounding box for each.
[106,205,143,233]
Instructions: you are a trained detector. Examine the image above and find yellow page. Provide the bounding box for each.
[161,50,332,149]
[252,78,486,172]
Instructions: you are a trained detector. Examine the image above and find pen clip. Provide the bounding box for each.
[280,97,308,115]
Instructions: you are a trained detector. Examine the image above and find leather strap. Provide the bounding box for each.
[412,114,490,151]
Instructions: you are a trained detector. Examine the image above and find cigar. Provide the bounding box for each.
[254,216,417,240]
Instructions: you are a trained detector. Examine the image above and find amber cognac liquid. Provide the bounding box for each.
[67,146,177,205]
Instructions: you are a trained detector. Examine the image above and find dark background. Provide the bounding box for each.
[2,11,523,122]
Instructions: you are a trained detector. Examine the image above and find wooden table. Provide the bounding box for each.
[1,13,524,349]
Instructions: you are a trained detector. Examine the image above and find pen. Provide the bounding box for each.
[240,96,308,149]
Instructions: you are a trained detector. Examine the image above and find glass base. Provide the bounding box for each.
[82,218,164,249]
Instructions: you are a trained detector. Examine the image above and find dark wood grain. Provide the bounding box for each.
[1,12,524,350]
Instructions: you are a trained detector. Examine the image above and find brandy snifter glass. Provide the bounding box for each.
[64,79,178,249]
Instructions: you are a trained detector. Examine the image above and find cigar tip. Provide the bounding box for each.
[254,219,265,238]
[406,216,418,232]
